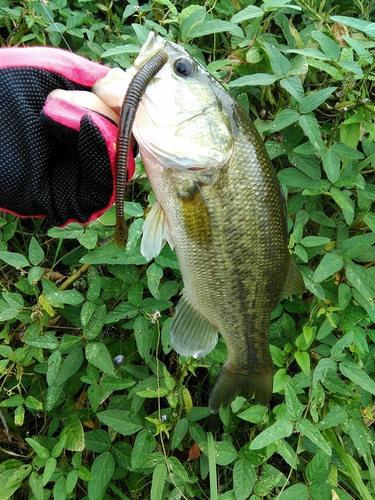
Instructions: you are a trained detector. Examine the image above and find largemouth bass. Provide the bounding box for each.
[123,33,304,411]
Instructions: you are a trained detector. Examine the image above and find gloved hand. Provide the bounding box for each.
[0,46,134,226]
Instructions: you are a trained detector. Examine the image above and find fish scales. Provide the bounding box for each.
[126,33,304,411]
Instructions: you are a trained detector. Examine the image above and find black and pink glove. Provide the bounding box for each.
[0,46,134,226]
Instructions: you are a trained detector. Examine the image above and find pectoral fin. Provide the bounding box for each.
[178,183,211,248]
[282,259,305,297]
[171,293,218,358]
[141,202,174,261]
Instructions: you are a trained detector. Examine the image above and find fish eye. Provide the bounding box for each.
[173,57,194,77]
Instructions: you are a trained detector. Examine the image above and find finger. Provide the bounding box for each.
[92,67,136,114]
[47,89,120,124]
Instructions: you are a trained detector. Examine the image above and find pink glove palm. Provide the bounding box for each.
[0,46,134,226]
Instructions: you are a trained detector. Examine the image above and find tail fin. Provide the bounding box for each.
[208,364,274,413]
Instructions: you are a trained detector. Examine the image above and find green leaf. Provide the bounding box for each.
[0,251,29,268]
[278,483,309,500]
[83,304,107,340]
[231,5,263,23]
[28,237,44,266]
[97,410,143,435]
[228,73,278,87]
[341,233,375,259]
[284,383,305,420]
[259,108,300,133]
[313,253,343,282]
[131,430,156,469]
[45,289,84,306]
[84,430,111,453]
[233,459,256,500]
[305,449,331,483]
[171,418,190,450]
[42,457,57,486]
[300,236,330,247]
[263,42,290,77]
[238,405,267,424]
[322,149,340,184]
[294,351,311,377]
[146,263,163,299]
[214,441,238,465]
[150,463,167,500]
[85,342,114,375]
[317,405,347,430]
[187,19,243,39]
[24,334,59,350]
[278,168,319,189]
[330,15,375,37]
[25,438,50,459]
[87,452,115,500]
[280,76,305,102]
[61,411,85,452]
[347,418,372,465]
[298,114,323,151]
[339,361,375,395]
[56,346,83,385]
[311,31,340,61]
[250,420,293,450]
[296,419,331,455]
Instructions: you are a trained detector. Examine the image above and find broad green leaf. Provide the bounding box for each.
[56,346,84,385]
[259,108,300,134]
[84,430,111,453]
[45,289,84,306]
[0,251,29,268]
[47,223,84,239]
[340,361,375,395]
[317,406,347,430]
[97,410,143,435]
[284,383,305,420]
[228,73,278,87]
[187,19,243,39]
[85,342,114,375]
[341,233,375,259]
[299,86,336,114]
[231,5,263,23]
[322,149,340,184]
[278,168,319,189]
[298,114,323,151]
[263,42,290,77]
[42,457,57,486]
[146,263,163,299]
[250,420,293,450]
[296,419,331,455]
[347,418,372,465]
[238,405,267,424]
[101,45,141,58]
[311,30,340,61]
[280,76,304,102]
[215,441,238,465]
[305,449,331,483]
[83,304,106,340]
[61,411,85,451]
[345,261,375,301]
[330,187,355,225]
[301,236,330,247]
[291,153,321,180]
[0,394,24,407]
[278,483,308,500]
[171,418,190,450]
[330,15,375,37]
[312,253,343,282]
[24,334,59,350]
[131,430,156,469]
[233,459,256,500]
[28,237,44,266]
[25,438,50,459]
[276,440,300,469]
[150,464,167,500]
[87,452,115,500]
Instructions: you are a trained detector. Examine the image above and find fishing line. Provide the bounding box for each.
[38,0,73,52]
[114,48,168,247]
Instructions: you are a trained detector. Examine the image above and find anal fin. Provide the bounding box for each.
[170,293,218,358]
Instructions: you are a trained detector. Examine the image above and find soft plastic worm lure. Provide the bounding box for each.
[114,49,168,247]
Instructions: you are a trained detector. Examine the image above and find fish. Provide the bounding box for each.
[122,32,305,412]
